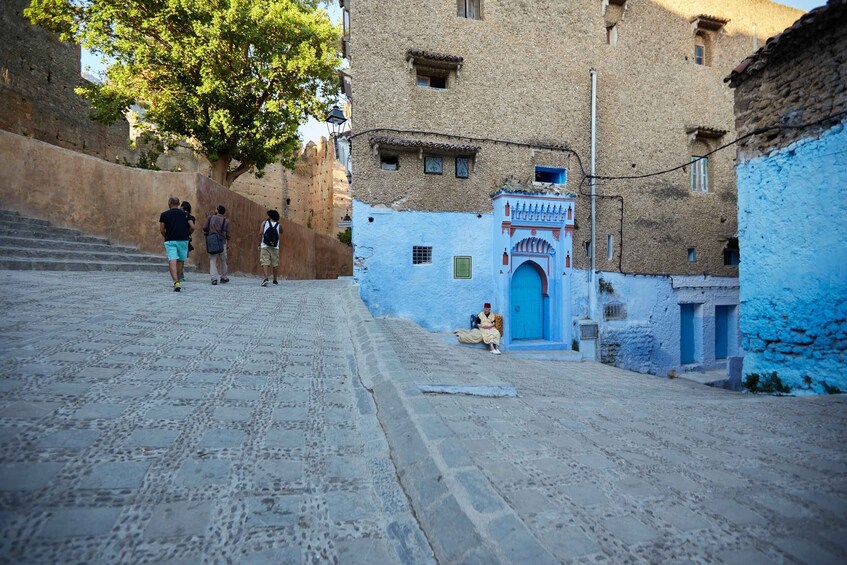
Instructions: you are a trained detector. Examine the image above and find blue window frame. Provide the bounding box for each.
[534,166,567,185]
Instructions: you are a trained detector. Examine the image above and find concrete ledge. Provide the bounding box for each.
[343,284,556,564]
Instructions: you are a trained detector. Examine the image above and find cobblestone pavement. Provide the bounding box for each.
[0,271,432,564]
[377,318,847,564]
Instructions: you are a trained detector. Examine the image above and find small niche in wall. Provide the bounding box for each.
[381,155,399,171]
[688,247,697,262]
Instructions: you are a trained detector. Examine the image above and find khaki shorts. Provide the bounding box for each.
[259,246,279,267]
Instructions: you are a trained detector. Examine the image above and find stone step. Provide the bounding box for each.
[0,235,140,254]
[0,257,196,272]
[0,245,164,264]
[0,215,52,227]
[0,226,111,244]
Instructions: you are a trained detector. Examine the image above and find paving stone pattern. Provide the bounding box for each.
[0,271,431,564]
[377,318,847,564]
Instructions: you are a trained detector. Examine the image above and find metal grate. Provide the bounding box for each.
[412,246,432,265]
[604,302,627,321]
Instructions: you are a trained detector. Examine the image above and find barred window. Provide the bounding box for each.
[604,302,627,321]
[412,246,432,265]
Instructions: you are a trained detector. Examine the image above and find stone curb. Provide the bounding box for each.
[342,285,557,564]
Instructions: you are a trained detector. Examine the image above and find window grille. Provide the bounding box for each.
[691,156,708,192]
[412,246,432,265]
[604,302,627,321]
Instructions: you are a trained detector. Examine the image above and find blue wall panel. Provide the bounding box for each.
[737,122,847,392]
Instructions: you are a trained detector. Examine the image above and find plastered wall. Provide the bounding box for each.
[0,130,352,280]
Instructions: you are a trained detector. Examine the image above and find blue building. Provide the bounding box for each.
[726,0,847,392]
[340,0,806,376]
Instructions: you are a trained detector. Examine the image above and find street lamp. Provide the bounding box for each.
[324,104,348,138]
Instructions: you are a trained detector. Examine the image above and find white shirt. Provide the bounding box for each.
[259,220,280,249]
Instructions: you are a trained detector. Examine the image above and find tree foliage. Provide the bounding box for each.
[25,0,341,187]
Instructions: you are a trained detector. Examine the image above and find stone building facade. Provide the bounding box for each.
[0,0,133,162]
[726,0,847,393]
[345,0,803,374]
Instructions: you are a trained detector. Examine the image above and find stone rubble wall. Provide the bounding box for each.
[0,130,352,279]
[0,0,133,163]
[731,3,847,160]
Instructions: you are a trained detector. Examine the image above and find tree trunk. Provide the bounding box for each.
[209,155,232,187]
[208,155,252,188]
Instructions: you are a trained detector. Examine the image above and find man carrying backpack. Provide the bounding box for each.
[259,209,281,287]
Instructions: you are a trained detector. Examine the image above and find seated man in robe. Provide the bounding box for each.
[454,303,502,355]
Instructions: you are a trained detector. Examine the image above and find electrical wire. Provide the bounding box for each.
[346,109,847,275]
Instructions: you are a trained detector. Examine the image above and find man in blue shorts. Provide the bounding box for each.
[159,196,194,292]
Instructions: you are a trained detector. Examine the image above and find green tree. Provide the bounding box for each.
[25,0,341,187]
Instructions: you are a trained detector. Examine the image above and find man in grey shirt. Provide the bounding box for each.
[202,205,231,285]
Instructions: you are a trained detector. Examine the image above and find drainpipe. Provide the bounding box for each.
[589,68,598,321]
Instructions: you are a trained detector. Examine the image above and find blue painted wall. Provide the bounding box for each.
[737,122,847,393]
[352,200,495,331]
[572,270,740,376]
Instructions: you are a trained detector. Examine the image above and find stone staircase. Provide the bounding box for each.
[0,210,189,272]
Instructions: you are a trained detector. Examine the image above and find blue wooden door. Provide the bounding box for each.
[511,263,543,340]
[715,305,730,359]
[680,304,695,364]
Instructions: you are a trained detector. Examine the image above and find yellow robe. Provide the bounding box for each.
[454,311,500,346]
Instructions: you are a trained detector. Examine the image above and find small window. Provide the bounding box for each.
[691,156,708,192]
[424,156,443,175]
[412,246,432,265]
[455,157,470,179]
[694,43,705,65]
[416,74,447,89]
[380,155,399,171]
[454,256,472,279]
[584,240,592,258]
[723,238,740,266]
[606,25,618,47]
[604,302,627,321]
[606,235,614,260]
[688,247,697,262]
[457,0,482,20]
[535,166,567,185]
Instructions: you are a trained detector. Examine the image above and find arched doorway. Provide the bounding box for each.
[511,262,545,340]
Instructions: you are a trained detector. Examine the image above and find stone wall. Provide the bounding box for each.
[729,2,847,392]
[735,124,847,392]
[348,0,803,276]
[0,130,352,279]
[0,1,351,241]
[0,0,133,162]
[728,1,847,159]
[136,137,351,240]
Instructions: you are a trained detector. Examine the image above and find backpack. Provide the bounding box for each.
[263,221,280,247]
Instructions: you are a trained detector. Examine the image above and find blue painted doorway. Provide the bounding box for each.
[715,305,731,359]
[680,304,696,364]
[511,262,543,340]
